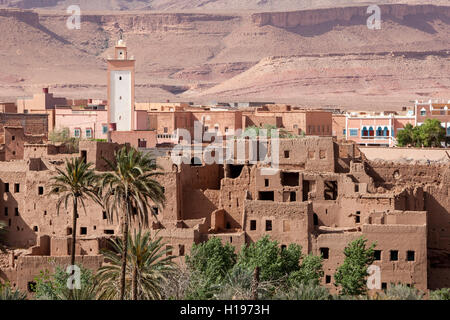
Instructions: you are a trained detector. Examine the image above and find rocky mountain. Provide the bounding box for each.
[0,2,448,109]
[1,0,448,11]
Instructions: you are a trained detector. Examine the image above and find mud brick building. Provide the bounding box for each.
[0,136,448,295]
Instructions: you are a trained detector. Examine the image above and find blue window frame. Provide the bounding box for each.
[349,129,358,137]
[74,128,81,138]
[102,125,108,134]
[86,128,93,139]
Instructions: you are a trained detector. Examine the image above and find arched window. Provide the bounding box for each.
[383,126,389,137]
[376,127,383,136]
[362,127,368,137]
[368,127,375,137]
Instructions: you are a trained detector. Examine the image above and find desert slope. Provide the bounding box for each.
[1,0,449,11]
[192,52,450,110]
[0,3,449,109]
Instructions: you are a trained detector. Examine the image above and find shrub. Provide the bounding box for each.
[382,284,424,300]
[430,288,450,300]
[275,281,331,300]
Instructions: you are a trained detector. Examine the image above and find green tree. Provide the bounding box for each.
[396,123,415,147]
[48,157,99,297]
[430,288,450,300]
[185,237,236,299]
[100,147,165,300]
[334,237,376,296]
[289,253,324,286]
[235,235,302,282]
[33,265,96,300]
[419,119,446,147]
[397,120,445,147]
[96,229,175,300]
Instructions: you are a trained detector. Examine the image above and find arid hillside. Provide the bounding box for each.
[0,3,449,110]
[1,0,448,11]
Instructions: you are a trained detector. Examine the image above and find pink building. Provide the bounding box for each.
[344,110,415,147]
[54,106,108,140]
[415,100,450,138]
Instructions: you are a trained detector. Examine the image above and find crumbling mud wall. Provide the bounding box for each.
[365,161,450,289]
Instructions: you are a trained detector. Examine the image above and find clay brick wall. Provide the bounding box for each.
[0,113,48,136]
[244,200,312,253]
[110,130,157,149]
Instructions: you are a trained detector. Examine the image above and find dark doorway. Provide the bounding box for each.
[80,150,87,164]
[290,191,296,202]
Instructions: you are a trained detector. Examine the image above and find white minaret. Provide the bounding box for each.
[107,36,135,135]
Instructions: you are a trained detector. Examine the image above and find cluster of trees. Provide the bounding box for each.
[397,119,447,147]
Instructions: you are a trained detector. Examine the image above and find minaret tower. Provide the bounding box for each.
[107,34,135,137]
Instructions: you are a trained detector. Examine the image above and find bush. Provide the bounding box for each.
[275,281,331,300]
[430,288,450,300]
[33,265,96,300]
[0,283,27,300]
[382,284,424,300]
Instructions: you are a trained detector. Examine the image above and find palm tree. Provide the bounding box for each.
[0,285,27,300]
[55,281,100,300]
[48,157,99,296]
[99,147,165,300]
[96,229,175,300]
